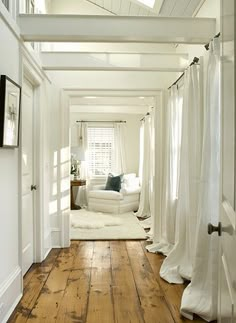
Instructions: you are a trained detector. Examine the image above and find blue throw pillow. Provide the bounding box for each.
[105,173,123,192]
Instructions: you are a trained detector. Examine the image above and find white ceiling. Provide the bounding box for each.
[43,0,208,114]
[86,0,203,16]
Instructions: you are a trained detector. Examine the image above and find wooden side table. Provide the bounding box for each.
[70,179,86,210]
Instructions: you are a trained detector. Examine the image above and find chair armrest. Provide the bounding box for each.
[92,184,105,190]
[120,187,141,195]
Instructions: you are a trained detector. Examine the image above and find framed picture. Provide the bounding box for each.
[0,75,21,148]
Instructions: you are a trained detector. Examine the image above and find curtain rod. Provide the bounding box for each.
[168,56,199,90]
[76,120,126,123]
[140,112,150,122]
[205,32,220,51]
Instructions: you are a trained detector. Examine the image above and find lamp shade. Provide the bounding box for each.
[71,146,85,161]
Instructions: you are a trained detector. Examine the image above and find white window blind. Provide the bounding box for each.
[88,127,115,176]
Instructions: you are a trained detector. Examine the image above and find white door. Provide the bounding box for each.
[218,0,236,321]
[21,78,35,276]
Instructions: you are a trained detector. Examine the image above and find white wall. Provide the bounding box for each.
[70,112,143,175]
[0,12,22,323]
[40,79,53,257]
[48,85,65,247]
[0,3,64,320]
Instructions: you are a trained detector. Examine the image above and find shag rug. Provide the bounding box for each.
[70,209,147,240]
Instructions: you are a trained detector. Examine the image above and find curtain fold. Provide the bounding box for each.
[160,64,202,283]
[75,122,89,206]
[135,115,151,219]
[114,123,127,174]
[146,85,182,254]
[181,38,220,321]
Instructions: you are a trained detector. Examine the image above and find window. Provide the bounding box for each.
[2,0,10,11]
[88,127,115,176]
[136,0,155,8]
[26,0,35,13]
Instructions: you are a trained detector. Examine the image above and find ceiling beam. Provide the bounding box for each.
[41,51,188,72]
[65,89,162,97]
[70,105,150,114]
[46,70,179,90]
[19,14,216,44]
[69,96,155,106]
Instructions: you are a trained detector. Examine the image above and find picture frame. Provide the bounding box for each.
[0,75,21,148]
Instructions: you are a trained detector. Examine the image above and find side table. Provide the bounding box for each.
[70,179,86,210]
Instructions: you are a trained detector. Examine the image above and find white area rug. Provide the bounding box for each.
[70,209,147,240]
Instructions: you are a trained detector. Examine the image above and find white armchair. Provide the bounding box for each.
[88,174,141,214]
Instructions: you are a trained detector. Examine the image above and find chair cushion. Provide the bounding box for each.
[105,173,123,192]
[88,190,123,200]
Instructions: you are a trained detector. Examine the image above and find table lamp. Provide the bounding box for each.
[71,146,85,180]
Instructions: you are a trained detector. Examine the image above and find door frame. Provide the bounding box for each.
[19,48,45,280]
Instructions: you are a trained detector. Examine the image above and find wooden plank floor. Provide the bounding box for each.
[8,241,205,323]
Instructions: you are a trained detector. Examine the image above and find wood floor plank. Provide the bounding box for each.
[126,241,175,323]
[86,241,114,323]
[141,241,205,323]
[25,243,79,322]
[9,241,207,323]
[110,241,145,323]
[55,241,93,323]
[8,249,61,323]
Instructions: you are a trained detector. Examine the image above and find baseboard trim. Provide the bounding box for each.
[0,266,22,323]
[51,228,61,248]
[3,293,22,323]
[43,247,51,261]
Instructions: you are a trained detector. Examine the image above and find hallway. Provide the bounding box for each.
[9,241,205,323]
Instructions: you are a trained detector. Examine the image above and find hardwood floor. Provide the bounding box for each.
[8,241,205,323]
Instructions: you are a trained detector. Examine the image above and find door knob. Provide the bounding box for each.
[31,185,37,191]
[208,222,222,236]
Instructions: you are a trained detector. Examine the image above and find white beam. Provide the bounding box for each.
[70,105,150,114]
[46,70,179,90]
[41,52,188,71]
[19,14,216,44]
[70,96,155,106]
[42,43,178,53]
[65,89,162,97]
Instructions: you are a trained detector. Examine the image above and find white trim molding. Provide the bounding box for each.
[0,1,20,40]
[0,266,22,323]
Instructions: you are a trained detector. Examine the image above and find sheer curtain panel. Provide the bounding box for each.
[181,38,220,321]
[147,85,182,254]
[75,122,89,206]
[114,123,127,174]
[160,64,202,283]
[135,115,151,219]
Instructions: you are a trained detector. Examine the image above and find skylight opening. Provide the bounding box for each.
[137,0,155,8]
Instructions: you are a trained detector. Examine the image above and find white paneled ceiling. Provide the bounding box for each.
[159,0,203,16]
[86,0,203,16]
[42,0,209,113]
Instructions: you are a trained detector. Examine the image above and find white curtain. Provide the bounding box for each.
[147,85,182,254]
[181,38,220,322]
[135,113,152,219]
[75,122,89,206]
[160,64,202,283]
[114,122,127,174]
